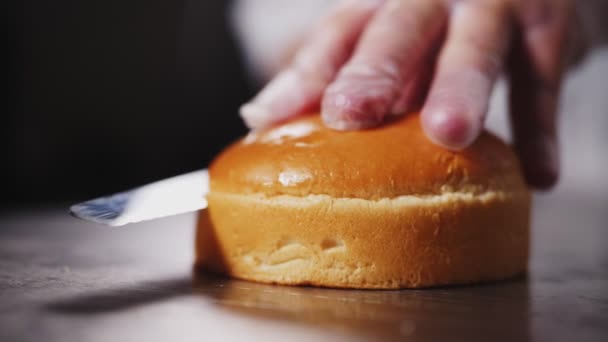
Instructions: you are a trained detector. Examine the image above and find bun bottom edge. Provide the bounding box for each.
[196,191,531,289]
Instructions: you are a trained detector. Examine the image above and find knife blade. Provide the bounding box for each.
[70,169,209,226]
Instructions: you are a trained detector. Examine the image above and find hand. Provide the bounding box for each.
[239,0,587,189]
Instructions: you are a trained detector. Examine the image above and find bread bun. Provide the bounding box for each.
[196,114,530,289]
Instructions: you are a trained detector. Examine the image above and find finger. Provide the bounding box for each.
[390,66,426,116]
[509,0,571,189]
[240,0,385,129]
[421,0,511,149]
[321,0,446,130]
[391,39,441,115]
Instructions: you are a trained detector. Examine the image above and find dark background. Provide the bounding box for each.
[4,0,252,207]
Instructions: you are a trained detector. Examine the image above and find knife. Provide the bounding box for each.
[70,169,209,226]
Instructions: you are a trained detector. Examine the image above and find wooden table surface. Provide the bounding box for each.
[1,193,607,342]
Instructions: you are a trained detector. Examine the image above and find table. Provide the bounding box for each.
[1,193,607,341]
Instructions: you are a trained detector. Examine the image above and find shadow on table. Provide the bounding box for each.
[46,272,531,340]
[44,277,193,314]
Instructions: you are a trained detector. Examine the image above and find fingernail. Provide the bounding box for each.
[421,109,478,150]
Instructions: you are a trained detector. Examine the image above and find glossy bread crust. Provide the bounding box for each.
[209,114,526,199]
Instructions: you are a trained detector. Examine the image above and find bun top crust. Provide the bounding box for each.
[210,114,527,199]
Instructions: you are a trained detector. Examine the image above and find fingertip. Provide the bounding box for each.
[421,109,479,150]
[526,166,559,190]
[240,102,271,129]
[518,137,559,190]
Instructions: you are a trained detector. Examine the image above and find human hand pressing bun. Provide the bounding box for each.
[239,0,590,190]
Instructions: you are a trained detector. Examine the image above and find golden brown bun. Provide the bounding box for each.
[196,114,531,289]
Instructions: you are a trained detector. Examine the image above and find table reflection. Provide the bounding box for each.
[191,272,530,341]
